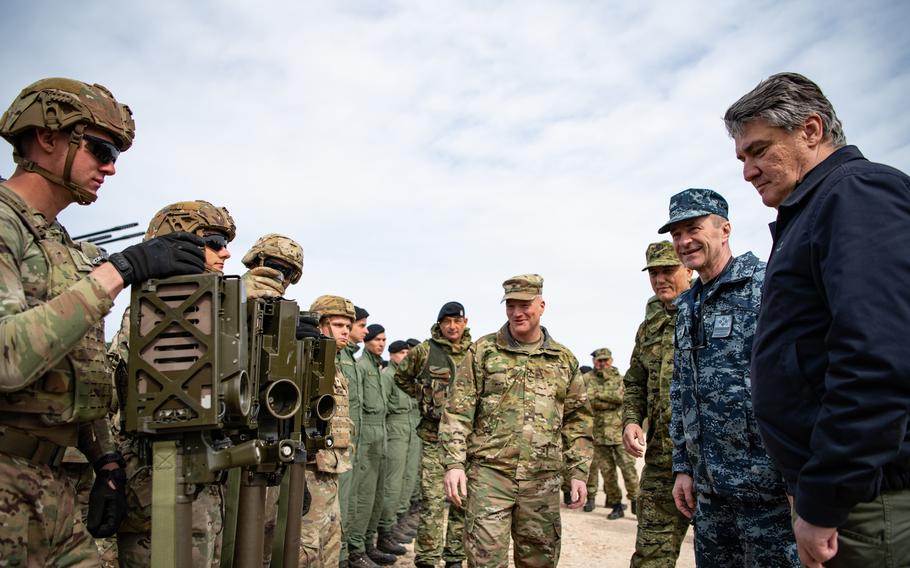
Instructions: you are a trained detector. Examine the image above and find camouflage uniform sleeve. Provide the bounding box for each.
[0,213,114,391]
[622,320,649,428]
[78,419,117,462]
[602,370,624,406]
[438,343,478,471]
[562,360,595,481]
[670,351,691,475]
[393,342,428,399]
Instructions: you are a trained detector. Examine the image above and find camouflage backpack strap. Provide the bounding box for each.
[0,183,45,242]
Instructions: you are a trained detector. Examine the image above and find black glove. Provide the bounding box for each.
[302,478,312,517]
[296,314,321,340]
[108,232,205,287]
[87,466,128,538]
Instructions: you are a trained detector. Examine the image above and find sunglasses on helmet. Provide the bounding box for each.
[262,258,296,283]
[82,134,121,165]
[202,233,229,252]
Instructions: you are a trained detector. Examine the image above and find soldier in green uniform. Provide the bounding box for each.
[584,348,640,519]
[301,295,356,567]
[108,200,251,568]
[394,301,473,568]
[440,275,594,568]
[622,241,693,567]
[0,77,206,566]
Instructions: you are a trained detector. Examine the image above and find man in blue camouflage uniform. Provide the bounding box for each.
[660,188,798,567]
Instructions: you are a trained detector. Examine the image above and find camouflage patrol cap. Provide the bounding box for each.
[658,188,729,234]
[501,273,543,302]
[310,295,356,321]
[145,200,237,241]
[241,233,303,284]
[642,241,681,271]
[591,347,612,360]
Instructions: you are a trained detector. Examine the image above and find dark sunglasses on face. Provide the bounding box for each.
[202,233,229,252]
[82,134,120,165]
[262,258,296,283]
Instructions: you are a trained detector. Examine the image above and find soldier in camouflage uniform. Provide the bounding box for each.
[440,275,594,568]
[301,295,356,567]
[660,189,797,566]
[108,200,253,567]
[622,241,692,567]
[0,78,205,566]
[394,301,473,568]
[584,347,639,519]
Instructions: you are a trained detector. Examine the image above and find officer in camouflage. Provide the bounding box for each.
[661,188,797,566]
[301,294,356,567]
[394,301,473,568]
[622,241,692,568]
[441,275,594,568]
[0,77,205,566]
[584,347,639,519]
[108,200,242,567]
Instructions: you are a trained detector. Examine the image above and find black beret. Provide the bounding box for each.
[406,338,420,348]
[437,301,465,322]
[354,306,369,321]
[364,323,385,342]
[388,340,409,353]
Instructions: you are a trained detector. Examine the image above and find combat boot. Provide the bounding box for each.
[391,522,413,544]
[348,551,380,568]
[365,538,397,565]
[377,529,407,556]
[607,503,625,520]
[582,496,595,512]
[445,562,464,568]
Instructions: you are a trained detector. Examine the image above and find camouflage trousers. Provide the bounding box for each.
[115,438,224,567]
[0,452,101,567]
[464,463,563,568]
[416,439,465,565]
[693,492,797,567]
[630,464,690,568]
[299,470,341,567]
[60,460,118,568]
[587,444,639,504]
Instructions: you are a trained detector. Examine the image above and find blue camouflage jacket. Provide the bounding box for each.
[670,251,787,501]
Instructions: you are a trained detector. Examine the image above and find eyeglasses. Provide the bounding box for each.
[202,233,229,252]
[82,134,120,165]
[263,258,296,283]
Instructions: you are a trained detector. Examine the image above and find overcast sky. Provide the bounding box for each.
[3,1,909,370]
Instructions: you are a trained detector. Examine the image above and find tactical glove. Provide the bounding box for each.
[242,266,285,299]
[87,464,128,538]
[108,232,205,287]
[296,313,321,340]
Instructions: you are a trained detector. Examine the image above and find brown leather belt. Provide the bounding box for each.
[0,425,66,467]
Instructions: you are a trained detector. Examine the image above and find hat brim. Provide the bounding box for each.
[641,259,683,272]
[657,210,714,234]
[501,292,539,302]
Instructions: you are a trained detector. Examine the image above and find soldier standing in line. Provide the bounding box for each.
[623,241,693,567]
[440,275,594,568]
[300,295,356,567]
[394,301,472,568]
[661,188,798,566]
[584,348,640,519]
[0,78,205,565]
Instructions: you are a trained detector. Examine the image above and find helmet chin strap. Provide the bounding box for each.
[12,124,98,205]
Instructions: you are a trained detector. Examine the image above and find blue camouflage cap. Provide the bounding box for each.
[657,188,729,234]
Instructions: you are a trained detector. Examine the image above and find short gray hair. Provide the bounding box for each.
[724,72,846,147]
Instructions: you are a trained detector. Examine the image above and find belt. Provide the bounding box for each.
[0,426,67,467]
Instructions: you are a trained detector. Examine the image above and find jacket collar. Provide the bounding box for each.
[494,323,562,355]
[781,145,865,209]
[678,251,760,306]
[429,322,472,354]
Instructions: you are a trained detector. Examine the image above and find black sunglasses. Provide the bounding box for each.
[82,134,120,165]
[202,233,229,252]
[263,258,296,283]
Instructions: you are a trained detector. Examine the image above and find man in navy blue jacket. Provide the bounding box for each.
[726,72,910,568]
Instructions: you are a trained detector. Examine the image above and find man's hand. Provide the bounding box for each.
[296,314,321,340]
[242,266,285,299]
[444,468,468,508]
[87,464,128,537]
[108,232,205,287]
[623,424,646,458]
[672,472,695,519]
[794,515,838,567]
[567,478,588,509]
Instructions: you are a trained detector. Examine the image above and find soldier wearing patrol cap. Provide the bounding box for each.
[0,78,206,566]
[661,189,797,566]
[622,241,693,567]
[584,347,640,518]
[440,274,593,568]
[301,294,356,567]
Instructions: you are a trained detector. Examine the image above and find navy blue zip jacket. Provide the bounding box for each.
[752,145,910,527]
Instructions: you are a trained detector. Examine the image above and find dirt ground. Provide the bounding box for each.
[395,457,696,567]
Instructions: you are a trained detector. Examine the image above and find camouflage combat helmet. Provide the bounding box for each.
[0,78,135,205]
[310,295,356,321]
[144,200,237,241]
[241,233,303,284]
